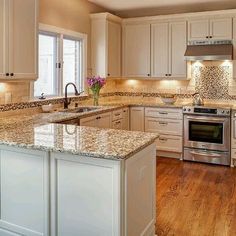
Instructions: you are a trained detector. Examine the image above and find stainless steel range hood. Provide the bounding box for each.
[184,40,233,61]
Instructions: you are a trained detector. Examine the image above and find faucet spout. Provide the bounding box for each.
[64,83,81,109]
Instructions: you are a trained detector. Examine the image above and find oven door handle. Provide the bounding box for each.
[189,151,222,158]
[185,116,227,122]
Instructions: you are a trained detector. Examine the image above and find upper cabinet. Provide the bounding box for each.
[188,17,232,41]
[91,13,122,78]
[123,24,151,77]
[0,0,38,80]
[152,21,187,78]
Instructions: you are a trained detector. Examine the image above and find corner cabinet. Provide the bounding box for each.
[151,21,187,78]
[0,0,38,81]
[91,13,122,78]
[188,17,232,41]
[122,24,151,77]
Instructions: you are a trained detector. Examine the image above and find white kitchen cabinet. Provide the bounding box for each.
[123,24,151,77]
[80,112,112,129]
[188,17,232,41]
[130,107,145,132]
[97,112,112,129]
[145,107,183,159]
[122,108,130,130]
[51,143,156,236]
[151,23,169,77]
[0,0,5,78]
[0,146,49,236]
[151,21,187,78]
[0,0,38,80]
[91,13,121,78]
[233,17,236,79]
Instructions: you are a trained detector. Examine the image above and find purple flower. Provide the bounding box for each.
[86,76,106,91]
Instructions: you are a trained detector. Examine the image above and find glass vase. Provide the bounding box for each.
[93,91,99,106]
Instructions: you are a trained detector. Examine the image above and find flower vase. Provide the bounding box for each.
[93,91,100,106]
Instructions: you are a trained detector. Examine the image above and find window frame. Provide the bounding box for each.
[31,24,87,99]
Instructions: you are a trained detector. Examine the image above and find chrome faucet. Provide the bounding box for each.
[64,83,82,109]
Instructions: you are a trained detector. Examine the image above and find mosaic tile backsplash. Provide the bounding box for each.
[193,65,231,100]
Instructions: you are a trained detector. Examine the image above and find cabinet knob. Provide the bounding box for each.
[209,36,213,39]
[169,74,171,76]
[206,36,209,38]
[165,74,168,76]
[107,73,110,76]
[147,74,150,76]
[6,73,9,76]
[10,73,14,76]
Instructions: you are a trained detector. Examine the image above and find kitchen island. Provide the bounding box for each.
[0,121,158,236]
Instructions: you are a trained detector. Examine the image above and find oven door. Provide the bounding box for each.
[184,115,230,151]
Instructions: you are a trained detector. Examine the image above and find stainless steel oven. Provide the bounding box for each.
[183,106,231,166]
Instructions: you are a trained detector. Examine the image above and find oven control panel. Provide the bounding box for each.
[183,106,231,116]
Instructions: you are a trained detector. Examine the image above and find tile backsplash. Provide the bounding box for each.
[1,61,236,105]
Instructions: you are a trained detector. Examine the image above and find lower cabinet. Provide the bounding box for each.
[80,112,112,129]
[0,143,156,236]
[145,107,183,159]
[0,146,49,236]
[130,107,145,132]
[112,107,130,130]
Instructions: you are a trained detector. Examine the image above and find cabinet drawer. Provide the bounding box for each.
[156,135,182,153]
[112,109,123,121]
[145,117,182,135]
[112,119,123,129]
[145,107,182,119]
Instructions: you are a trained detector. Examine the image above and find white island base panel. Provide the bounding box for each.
[0,143,156,236]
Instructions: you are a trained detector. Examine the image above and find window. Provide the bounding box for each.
[33,24,87,98]
[34,34,57,97]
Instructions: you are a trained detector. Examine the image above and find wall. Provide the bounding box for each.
[102,61,236,103]
[0,0,107,104]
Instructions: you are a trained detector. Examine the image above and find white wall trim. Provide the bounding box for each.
[122,8,236,24]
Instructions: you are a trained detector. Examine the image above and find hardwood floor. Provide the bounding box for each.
[156,157,236,236]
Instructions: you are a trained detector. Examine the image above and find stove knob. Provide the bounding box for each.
[226,111,230,114]
[222,110,225,114]
[183,108,186,111]
[188,109,191,112]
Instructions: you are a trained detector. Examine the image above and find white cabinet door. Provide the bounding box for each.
[8,0,37,79]
[122,108,129,130]
[210,18,232,40]
[123,24,151,77]
[233,17,236,79]
[97,112,112,129]
[151,23,169,77]
[169,21,187,78]
[130,107,144,132]
[80,115,97,127]
[0,146,49,236]
[188,19,209,41]
[0,0,6,79]
[107,21,121,78]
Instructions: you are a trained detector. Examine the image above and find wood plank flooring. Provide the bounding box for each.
[156,157,236,236]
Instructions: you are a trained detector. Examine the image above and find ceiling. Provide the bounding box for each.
[89,0,236,17]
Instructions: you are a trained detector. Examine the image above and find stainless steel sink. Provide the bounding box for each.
[61,107,100,113]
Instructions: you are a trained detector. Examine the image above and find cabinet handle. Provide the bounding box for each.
[10,73,14,76]
[159,137,168,142]
[115,113,121,116]
[96,116,101,120]
[159,112,168,115]
[159,122,168,125]
[6,73,9,76]
[115,121,121,124]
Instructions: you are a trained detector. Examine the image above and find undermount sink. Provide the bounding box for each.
[61,107,100,113]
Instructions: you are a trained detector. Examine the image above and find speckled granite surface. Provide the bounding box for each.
[0,105,158,160]
[0,123,158,160]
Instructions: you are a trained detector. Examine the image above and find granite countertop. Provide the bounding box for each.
[0,123,158,160]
